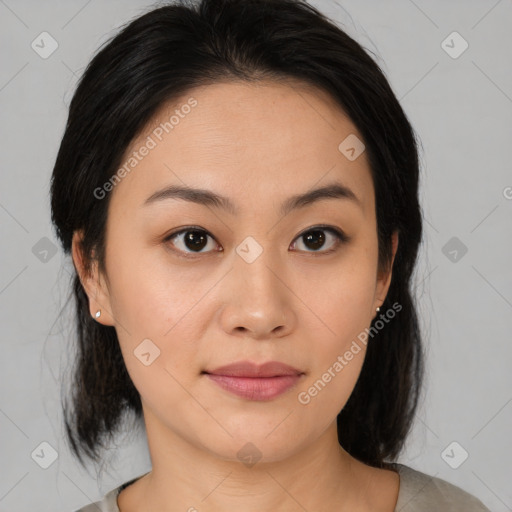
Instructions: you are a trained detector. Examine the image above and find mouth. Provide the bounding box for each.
[202,360,305,401]
[203,373,304,401]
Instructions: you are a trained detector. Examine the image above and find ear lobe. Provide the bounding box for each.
[71,230,114,326]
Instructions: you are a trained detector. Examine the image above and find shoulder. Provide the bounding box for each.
[73,471,149,512]
[73,484,122,512]
[392,463,491,511]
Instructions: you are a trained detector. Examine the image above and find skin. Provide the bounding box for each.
[72,80,400,512]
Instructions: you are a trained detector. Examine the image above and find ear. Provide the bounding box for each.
[374,230,399,317]
[71,230,114,326]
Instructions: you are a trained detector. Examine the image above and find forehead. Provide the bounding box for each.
[109,80,374,217]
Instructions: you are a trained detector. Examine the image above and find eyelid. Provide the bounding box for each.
[294,224,349,243]
[163,226,220,259]
[290,225,349,255]
[163,224,349,258]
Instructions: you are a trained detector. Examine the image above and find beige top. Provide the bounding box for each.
[74,462,491,511]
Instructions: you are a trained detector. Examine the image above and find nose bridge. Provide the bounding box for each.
[219,233,294,337]
[233,234,281,299]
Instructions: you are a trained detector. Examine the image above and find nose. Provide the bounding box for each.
[218,245,296,340]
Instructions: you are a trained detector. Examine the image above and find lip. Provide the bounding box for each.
[204,360,303,378]
[203,361,304,401]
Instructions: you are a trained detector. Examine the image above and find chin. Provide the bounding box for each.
[199,426,308,465]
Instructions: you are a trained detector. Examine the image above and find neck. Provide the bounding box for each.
[130,405,375,512]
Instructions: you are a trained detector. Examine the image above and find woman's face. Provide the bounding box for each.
[74,80,397,464]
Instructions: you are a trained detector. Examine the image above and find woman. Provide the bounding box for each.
[50,0,491,510]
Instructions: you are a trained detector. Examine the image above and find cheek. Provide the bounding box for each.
[298,255,377,346]
[293,253,376,408]
[297,350,366,419]
[104,242,207,398]
[105,238,208,338]
[295,286,371,421]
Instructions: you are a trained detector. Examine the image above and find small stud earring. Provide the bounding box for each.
[95,310,101,318]
[376,307,380,313]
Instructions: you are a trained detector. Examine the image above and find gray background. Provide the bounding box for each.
[0,0,511,510]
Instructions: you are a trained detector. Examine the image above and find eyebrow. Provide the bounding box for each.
[143,181,362,216]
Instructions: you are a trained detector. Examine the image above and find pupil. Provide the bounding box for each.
[185,230,207,251]
[304,230,325,250]
[182,230,326,252]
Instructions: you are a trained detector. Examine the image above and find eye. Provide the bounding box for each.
[164,224,349,258]
[164,227,221,258]
[290,225,349,255]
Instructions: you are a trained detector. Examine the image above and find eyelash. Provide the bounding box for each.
[163,224,350,259]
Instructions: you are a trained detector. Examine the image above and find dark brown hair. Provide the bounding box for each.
[51,0,424,470]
